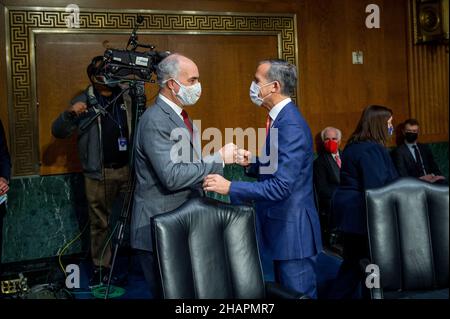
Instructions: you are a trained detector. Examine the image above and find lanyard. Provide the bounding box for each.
[98,93,124,137]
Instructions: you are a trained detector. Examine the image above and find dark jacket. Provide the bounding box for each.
[0,119,11,182]
[391,143,442,178]
[51,86,131,180]
[313,151,341,216]
[331,141,398,235]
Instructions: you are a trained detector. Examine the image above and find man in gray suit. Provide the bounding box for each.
[131,53,236,297]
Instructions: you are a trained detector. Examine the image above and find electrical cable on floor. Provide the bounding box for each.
[58,221,90,274]
[57,221,126,299]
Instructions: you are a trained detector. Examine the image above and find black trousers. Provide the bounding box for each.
[135,249,159,298]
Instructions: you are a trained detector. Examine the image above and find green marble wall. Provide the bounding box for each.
[428,142,449,180]
[2,174,89,263]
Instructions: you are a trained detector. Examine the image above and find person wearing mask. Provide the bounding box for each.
[203,59,322,298]
[328,105,398,299]
[0,119,12,278]
[131,53,236,297]
[52,56,131,286]
[313,126,342,249]
[391,118,446,184]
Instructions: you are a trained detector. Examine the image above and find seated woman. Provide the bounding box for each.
[328,105,398,299]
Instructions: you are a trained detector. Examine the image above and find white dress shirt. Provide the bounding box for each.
[268,98,292,126]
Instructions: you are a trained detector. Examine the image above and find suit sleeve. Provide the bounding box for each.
[140,117,223,192]
[391,148,409,177]
[361,146,398,189]
[229,123,306,204]
[0,120,12,181]
[51,93,86,139]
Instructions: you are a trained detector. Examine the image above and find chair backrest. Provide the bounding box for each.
[151,197,266,299]
[365,177,449,292]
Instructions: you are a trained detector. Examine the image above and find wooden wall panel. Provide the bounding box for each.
[298,0,411,147]
[406,0,449,143]
[36,33,276,175]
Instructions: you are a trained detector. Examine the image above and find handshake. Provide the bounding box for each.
[219,143,252,166]
[204,144,252,195]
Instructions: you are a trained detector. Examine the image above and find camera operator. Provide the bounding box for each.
[52,56,131,287]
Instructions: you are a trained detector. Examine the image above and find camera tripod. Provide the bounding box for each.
[103,81,146,299]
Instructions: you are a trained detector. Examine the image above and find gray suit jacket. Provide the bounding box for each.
[131,96,224,251]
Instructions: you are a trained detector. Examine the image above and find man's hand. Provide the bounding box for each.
[0,177,9,196]
[236,149,252,167]
[419,174,446,183]
[430,175,446,183]
[419,174,435,182]
[67,101,88,116]
[203,174,231,195]
[219,143,237,164]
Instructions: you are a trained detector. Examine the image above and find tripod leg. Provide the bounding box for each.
[104,223,124,299]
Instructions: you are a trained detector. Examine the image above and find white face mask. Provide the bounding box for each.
[249,81,274,106]
[171,79,202,106]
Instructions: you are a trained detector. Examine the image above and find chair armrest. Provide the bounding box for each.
[360,258,383,299]
[265,281,310,299]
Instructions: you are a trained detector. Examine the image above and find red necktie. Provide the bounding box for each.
[335,153,341,168]
[266,115,272,136]
[181,109,193,138]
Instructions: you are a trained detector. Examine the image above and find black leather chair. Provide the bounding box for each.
[364,177,449,299]
[151,197,309,299]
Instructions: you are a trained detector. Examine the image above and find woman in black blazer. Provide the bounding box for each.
[328,105,398,299]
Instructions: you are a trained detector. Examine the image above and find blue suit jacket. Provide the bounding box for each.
[331,141,398,235]
[229,102,322,261]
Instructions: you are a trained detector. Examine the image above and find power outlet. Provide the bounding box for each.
[352,51,364,64]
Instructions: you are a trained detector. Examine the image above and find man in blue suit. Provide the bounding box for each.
[203,59,322,298]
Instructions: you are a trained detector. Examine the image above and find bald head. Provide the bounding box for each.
[156,54,198,88]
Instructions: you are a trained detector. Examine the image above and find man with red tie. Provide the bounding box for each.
[131,53,236,297]
[313,127,343,250]
[203,59,323,298]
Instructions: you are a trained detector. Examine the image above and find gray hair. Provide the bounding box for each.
[259,59,297,96]
[320,127,342,141]
[156,53,180,88]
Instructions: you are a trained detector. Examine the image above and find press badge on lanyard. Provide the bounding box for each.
[118,136,127,151]
[116,103,127,151]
